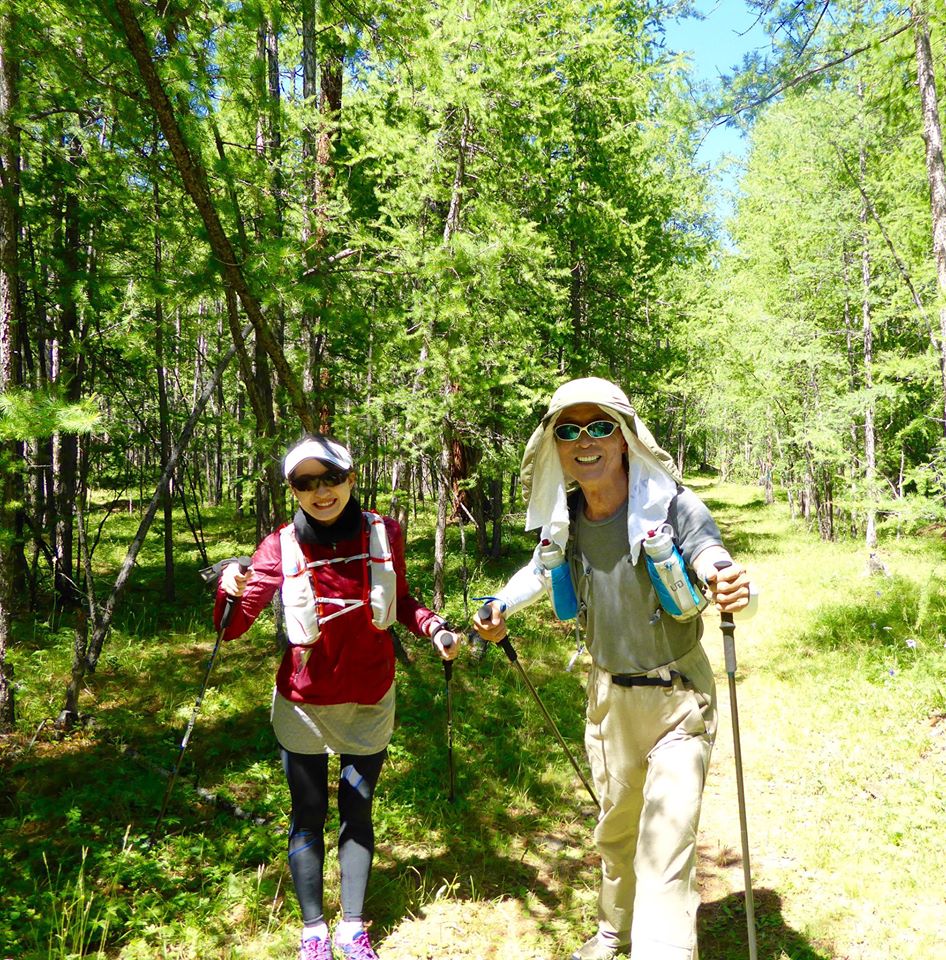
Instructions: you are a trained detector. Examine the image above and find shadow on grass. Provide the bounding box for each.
[700,887,831,960]
[0,604,596,956]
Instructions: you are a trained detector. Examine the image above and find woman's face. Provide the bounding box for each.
[288,457,356,525]
[554,403,627,488]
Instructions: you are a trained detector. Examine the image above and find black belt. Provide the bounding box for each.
[611,671,687,688]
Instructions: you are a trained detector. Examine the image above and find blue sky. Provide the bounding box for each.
[663,1,773,219]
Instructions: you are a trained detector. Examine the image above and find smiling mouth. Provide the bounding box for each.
[575,455,601,464]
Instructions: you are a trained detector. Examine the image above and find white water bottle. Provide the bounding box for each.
[642,525,706,621]
[537,538,578,620]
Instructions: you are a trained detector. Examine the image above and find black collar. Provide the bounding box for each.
[294,496,363,546]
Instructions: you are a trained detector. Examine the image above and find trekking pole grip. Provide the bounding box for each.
[219,557,252,630]
[438,629,456,680]
[476,602,517,662]
[714,560,737,674]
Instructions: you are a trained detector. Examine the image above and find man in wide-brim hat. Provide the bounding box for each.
[475,377,752,960]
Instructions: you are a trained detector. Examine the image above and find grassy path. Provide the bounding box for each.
[2,481,944,959]
[694,481,946,960]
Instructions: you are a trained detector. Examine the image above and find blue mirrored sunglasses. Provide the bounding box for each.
[553,420,618,442]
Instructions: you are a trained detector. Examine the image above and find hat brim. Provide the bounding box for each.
[283,438,353,479]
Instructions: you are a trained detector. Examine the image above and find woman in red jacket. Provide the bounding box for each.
[216,435,459,960]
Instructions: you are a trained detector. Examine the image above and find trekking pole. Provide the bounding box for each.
[477,603,598,808]
[150,557,251,842]
[714,561,758,960]
[442,643,457,803]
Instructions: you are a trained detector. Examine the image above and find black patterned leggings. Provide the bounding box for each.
[279,747,386,924]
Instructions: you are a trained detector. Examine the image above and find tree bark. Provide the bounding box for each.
[154,176,175,601]
[0,9,21,728]
[111,0,315,432]
[913,6,946,439]
[53,132,84,605]
[859,132,878,556]
[432,107,472,605]
[300,2,343,412]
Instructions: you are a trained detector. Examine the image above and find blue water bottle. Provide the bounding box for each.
[643,525,707,621]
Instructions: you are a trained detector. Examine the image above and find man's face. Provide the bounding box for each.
[288,457,356,525]
[554,403,627,488]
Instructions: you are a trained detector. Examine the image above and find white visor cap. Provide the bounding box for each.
[283,437,353,479]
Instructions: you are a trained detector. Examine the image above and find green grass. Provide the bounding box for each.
[2,483,945,959]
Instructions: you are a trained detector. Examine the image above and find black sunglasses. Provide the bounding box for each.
[553,420,618,442]
[289,469,350,492]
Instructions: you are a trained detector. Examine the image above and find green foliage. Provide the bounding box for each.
[0,390,101,441]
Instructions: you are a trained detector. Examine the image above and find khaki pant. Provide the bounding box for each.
[584,644,717,960]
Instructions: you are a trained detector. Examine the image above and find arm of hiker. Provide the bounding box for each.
[471,559,548,642]
[384,517,456,649]
[213,533,281,638]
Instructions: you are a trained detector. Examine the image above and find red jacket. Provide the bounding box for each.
[214,515,442,705]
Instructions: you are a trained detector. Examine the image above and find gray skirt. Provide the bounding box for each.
[270,682,395,755]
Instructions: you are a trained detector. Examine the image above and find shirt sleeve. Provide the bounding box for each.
[494,560,547,615]
[386,517,443,639]
[671,487,727,577]
[213,530,283,639]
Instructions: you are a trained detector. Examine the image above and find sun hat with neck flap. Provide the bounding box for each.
[519,377,681,564]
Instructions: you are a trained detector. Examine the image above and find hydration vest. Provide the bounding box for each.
[279,512,397,646]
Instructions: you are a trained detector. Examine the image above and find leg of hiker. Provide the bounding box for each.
[335,749,387,959]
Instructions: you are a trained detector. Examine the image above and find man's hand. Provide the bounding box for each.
[221,562,253,598]
[706,563,751,613]
[472,600,508,642]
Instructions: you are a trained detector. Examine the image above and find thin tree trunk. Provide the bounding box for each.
[300,3,342,407]
[859,133,878,556]
[913,6,946,439]
[489,475,503,559]
[0,9,21,728]
[433,436,450,612]
[53,133,84,604]
[432,108,471,605]
[154,176,174,601]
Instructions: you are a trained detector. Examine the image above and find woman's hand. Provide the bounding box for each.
[221,562,253,598]
[432,628,461,660]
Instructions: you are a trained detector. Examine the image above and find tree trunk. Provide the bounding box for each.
[913,6,946,439]
[0,9,21,728]
[489,475,503,559]
[432,438,450,612]
[431,107,472,605]
[53,133,84,605]
[111,0,315,432]
[859,131,878,556]
[300,1,342,406]
[154,176,175,601]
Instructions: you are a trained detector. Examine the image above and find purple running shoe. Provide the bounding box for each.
[337,930,380,960]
